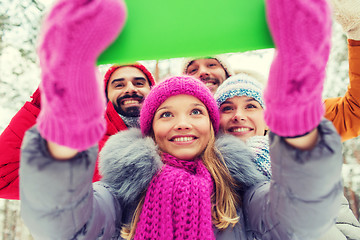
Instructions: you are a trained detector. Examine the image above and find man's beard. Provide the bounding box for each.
[113,94,143,117]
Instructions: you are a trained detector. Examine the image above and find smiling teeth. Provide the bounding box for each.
[205,82,215,86]
[232,128,250,132]
[173,137,194,142]
[123,100,139,105]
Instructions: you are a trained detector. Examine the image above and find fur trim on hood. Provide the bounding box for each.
[99,128,163,204]
[99,128,267,206]
[216,134,268,191]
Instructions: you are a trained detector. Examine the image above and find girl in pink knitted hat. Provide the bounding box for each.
[19,0,345,239]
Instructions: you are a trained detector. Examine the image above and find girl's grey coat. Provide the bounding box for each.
[20,119,343,239]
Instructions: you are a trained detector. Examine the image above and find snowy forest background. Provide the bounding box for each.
[1,0,359,239]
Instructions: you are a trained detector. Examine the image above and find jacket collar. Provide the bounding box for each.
[99,128,267,206]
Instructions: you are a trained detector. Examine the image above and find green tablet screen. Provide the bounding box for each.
[97,0,273,65]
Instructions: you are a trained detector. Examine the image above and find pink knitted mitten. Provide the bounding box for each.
[37,0,127,150]
[264,0,331,137]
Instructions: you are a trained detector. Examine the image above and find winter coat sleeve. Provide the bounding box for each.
[0,98,40,200]
[20,126,121,239]
[243,119,343,240]
[318,194,360,240]
[324,40,360,142]
[0,89,106,200]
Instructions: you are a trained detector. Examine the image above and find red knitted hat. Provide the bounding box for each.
[103,63,155,99]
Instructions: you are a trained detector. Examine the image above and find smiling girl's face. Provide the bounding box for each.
[219,96,268,141]
[152,94,211,160]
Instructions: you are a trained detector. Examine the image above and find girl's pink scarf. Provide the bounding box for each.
[134,153,215,240]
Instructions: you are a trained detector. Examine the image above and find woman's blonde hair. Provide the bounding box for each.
[204,124,240,229]
[121,125,240,239]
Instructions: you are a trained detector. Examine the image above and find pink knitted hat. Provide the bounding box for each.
[140,76,220,136]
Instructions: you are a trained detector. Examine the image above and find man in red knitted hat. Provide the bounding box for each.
[0,63,155,200]
[104,64,155,127]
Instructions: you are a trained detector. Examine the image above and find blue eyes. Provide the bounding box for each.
[220,104,258,112]
[159,109,203,118]
[191,109,202,115]
[160,112,173,118]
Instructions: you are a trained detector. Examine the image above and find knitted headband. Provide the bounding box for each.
[181,55,234,78]
[214,72,265,108]
[140,76,220,136]
[103,63,156,99]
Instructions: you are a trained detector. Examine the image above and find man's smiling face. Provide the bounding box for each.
[185,58,227,94]
[107,66,151,117]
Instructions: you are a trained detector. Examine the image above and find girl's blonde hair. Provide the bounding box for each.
[121,125,240,239]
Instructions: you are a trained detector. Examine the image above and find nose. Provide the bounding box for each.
[232,109,246,122]
[174,115,192,130]
[196,66,209,80]
[124,82,137,94]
